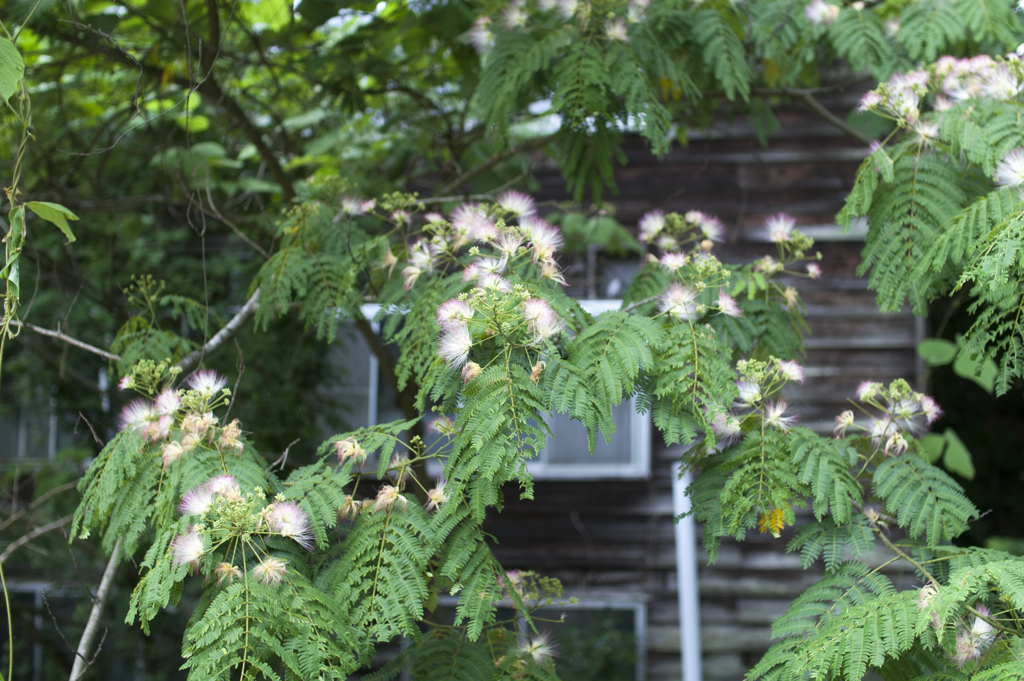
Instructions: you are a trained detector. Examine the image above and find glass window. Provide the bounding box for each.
[333,301,651,480]
[432,597,647,681]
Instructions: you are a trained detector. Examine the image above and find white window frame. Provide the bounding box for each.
[344,301,650,481]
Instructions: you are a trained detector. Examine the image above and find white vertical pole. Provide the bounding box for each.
[672,463,702,681]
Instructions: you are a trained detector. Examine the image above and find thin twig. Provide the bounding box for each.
[7,320,121,362]
[176,288,260,374]
[0,481,77,535]
[434,134,556,196]
[0,515,74,564]
[266,438,300,473]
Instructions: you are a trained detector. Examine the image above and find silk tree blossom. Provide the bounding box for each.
[764,400,797,431]
[777,360,805,384]
[253,557,288,586]
[437,299,474,329]
[628,0,649,22]
[339,195,368,216]
[428,415,456,436]
[408,240,437,271]
[143,415,173,442]
[717,291,742,318]
[522,298,566,343]
[477,256,508,275]
[995,148,1024,188]
[658,284,700,321]
[187,369,228,397]
[804,0,840,26]
[374,484,408,512]
[179,484,216,516]
[477,273,512,293]
[504,1,528,28]
[857,90,883,112]
[451,203,496,242]
[869,415,895,445]
[519,631,558,665]
[693,213,725,242]
[540,260,568,285]
[605,17,629,42]
[657,235,678,252]
[496,230,525,258]
[497,190,536,217]
[884,433,908,457]
[171,531,205,569]
[461,263,480,282]
[765,213,795,243]
[402,266,423,290]
[219,418,244,452]
[155,389,182,417]
[267,501,314,550]
[119,399,156,434]
[182,411,217,438]
[207,474,242,501]
[834,410,855,437]
[981,63,1023,100]
[555,0,578,19]
[711,412,742,449]
[856,381,883,401]
[783,286,800,310]
[462,361,482,384]
[438,323,473,368]
[913,120,940,147]
[736,381,761,407]
[425,479,449,512]
[638,210,666,242]
[334,437,367,464]
[522,216,563,261]
[919,395,942,423]
[468,17,495,54]
[952,605,995,667]
[118,374,134,391]
[806,263,822,279]
[215,562,242,586]
[660,253,689,271]
[162,441,184,468]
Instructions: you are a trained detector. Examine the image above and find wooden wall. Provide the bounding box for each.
[485,99,922,680]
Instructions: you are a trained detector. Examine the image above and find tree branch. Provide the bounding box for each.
[434,134,557,197]
[177,288,260,374]
[749,87,874,145]
[8,320,121,362]
[0,514,74,564]
[69,536,120,681]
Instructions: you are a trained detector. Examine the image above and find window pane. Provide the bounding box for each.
[543,401,634,465]
[323,326,375,432]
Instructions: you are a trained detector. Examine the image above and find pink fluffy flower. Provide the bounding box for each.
[497,190,536,217]
[995,148,1024,188]
[660,253,689,272]
[658,284,700,321]
[207,475,242,501]
[171,531,205,570]
[438,324,473,368]
[267,501,314,550]
[179,484,216,516]
[154,389,182,417]
[638,210,665,243]
[187,370,228,397]
[806,263,822,279]
[765,213,795,243]
[522,216,563,262]
[764,400,797,431]
[716,291,742,318]
[437,299,474,329]
[119,399,156,435]
[253,556,288,586]
[777,360,805,384]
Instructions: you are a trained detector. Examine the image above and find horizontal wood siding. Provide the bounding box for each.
[485,104,917,680]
